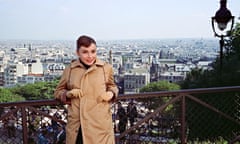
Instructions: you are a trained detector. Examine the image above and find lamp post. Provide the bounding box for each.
[211,0,234,69]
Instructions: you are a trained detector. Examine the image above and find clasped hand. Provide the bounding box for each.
[101,91,114,102]
[66,89,83,98]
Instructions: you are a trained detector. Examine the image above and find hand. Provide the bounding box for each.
[66,89,82,98]
[60,94,71,105]
[101,91,114,102]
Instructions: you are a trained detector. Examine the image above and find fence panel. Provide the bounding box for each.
[0,86,240,144]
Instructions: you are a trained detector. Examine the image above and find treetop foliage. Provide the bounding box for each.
[140,80,180,92]
[0,79,59,102]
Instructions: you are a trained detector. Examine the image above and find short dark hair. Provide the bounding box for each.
[76,35,96,51]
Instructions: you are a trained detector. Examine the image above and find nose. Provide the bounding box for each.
[87,53,93,58]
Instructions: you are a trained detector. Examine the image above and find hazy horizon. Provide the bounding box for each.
[0,37,219,42]
[1,0,239,40]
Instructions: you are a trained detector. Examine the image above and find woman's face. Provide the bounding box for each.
[76,43,97,66]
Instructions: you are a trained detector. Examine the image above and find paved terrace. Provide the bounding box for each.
[1,86,240,144]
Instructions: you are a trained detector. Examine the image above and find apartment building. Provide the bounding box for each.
[4,62,17,87]
[124,69,150,94]
[17,74,44,85]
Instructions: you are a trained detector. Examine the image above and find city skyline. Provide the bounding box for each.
[0,0,240,41]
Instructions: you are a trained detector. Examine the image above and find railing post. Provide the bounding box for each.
[21,106,28,144]
[181,95,186,144]
[115,135,120,144]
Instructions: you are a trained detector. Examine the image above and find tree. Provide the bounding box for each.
[10,80,59,100]
[140,80,180,92]
[0,88,25,103]
[139,80,180,112]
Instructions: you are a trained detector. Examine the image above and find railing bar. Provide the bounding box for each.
[181,95,186,144]
[21,106,28,144]
[117,94,177,100]
[117,86,240,100]
[186,94,240,125]
[0,99,60,107]
[117,95,182,139]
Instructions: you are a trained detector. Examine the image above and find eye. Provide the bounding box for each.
[91,50,96,53]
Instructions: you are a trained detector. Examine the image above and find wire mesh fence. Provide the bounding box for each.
[186,92,240,143]
[0,86,240,144]
[0,102,67,144]
[0,106,22,144]
[113,96,182,144]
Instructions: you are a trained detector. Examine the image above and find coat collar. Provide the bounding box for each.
[70,58,105,69]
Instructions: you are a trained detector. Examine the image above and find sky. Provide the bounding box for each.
[0,0,239,41]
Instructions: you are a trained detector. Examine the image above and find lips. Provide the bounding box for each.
[86,59,94,63]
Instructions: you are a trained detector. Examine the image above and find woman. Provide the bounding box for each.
[54,35,118,144]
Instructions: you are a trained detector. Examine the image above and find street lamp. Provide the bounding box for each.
[211,0,234,69]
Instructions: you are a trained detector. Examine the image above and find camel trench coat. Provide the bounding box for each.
[54,58,118,144]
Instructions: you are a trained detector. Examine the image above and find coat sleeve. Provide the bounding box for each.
[54,66,70,100]
[106,64,119,98]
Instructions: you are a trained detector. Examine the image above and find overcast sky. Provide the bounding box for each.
[0,0,239,40]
